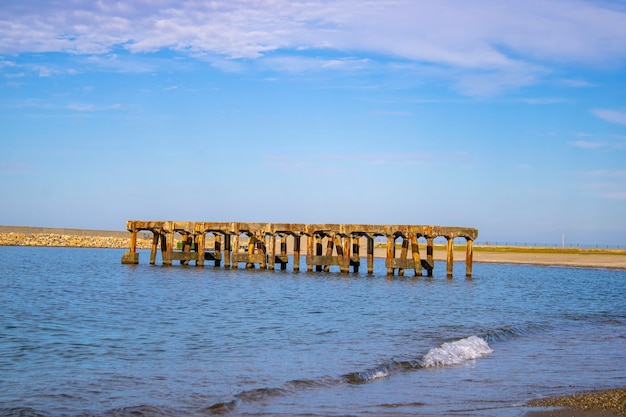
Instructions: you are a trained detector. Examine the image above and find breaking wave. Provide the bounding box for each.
[419,335,493,368]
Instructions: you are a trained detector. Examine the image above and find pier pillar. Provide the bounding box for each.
[280,235,288,270]
[386,235,395,275]
[149,232,159,265]
[121,229,139,264]
[246,234,255,269]
[162,232,174,266]
[223,234,231,268]
[446,237,454,278]
[426,237,434,277]
[367,236,374,274]
[323,236,334,272]
[399,236,409,277]
[352,236,360,273]
[232,234,239,269]
[257,233,267,269]
[465,239,474,278]
[306,234,313,272]
[411,235,422,277]
[268,234,276,270]
[196,233,205,266]
[293,235,301,272]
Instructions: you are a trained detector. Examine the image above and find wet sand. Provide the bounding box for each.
[372,247,626,270]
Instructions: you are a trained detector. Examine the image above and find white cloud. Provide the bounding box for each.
[569,140,604,149]
[592,108,626,125]
[1,0,626,96]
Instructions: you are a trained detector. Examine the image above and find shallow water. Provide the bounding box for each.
[0,247,625,416]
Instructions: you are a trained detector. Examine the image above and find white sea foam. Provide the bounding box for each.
[420,336,493,368]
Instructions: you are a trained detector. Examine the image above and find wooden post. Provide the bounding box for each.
[323,236,334,272]
[366,236,374,274]
[268,234,276,270]
[411,234,422,277]
[465,238,474,278]
[150,232,159,265]
[426,237,434,277]
[196,233,205,267]
[293,235,301,272]
[446,237,454,278]
[386,235,395,275]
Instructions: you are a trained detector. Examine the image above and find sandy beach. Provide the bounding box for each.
[524,387,626,416]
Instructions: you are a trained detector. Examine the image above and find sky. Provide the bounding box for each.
[1,0,626,246]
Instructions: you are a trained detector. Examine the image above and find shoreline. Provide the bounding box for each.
[524,387,626,417]
[1,226,625,270]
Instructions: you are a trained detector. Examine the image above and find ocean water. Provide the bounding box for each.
[1,246,625,417]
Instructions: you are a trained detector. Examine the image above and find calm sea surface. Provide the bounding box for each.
[1,246,625,417]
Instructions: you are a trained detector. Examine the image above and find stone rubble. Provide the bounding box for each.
[0,232,153,249]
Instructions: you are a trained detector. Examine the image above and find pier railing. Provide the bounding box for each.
[121,221,478,277]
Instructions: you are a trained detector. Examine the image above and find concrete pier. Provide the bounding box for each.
[121,221,478,277]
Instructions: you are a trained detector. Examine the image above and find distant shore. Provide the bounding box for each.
[1,225,625,269]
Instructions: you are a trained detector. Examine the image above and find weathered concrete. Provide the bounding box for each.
[121,221,479,277]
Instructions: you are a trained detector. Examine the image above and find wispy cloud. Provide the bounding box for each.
[1,1,625,96]
[569,140,604,149]
[66,103,124,112]
[592,108,626,125]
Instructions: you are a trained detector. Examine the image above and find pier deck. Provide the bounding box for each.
[121,221,478,277]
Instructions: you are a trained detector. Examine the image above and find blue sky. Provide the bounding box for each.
[1,0,626,245]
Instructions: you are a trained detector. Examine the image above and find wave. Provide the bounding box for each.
[344,335,494,384]
[419,335,493,368]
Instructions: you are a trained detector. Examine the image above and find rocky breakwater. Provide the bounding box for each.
[0,232,153,249]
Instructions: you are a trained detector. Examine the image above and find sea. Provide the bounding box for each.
[1,246,625,417]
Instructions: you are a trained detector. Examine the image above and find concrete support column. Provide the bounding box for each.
[367,236,374,274]
[306,234,313,272]
[268,234,276,270]
[280,235,288,270]
[399,236,409,277]
[465,239,474,278]
[446,237,454,278]
[411,234,422,277]
[150,232,159,265]
[352,235,360,273]
[426,237,434,277]
[214,234,222,267]
[315,234,323,272]
[386,235,395,276]
[223,234,231,268]
[232,234,239,269]
[196,233,205,267]
[324,236,334,272]
[121,229,140,264]
[293,235,301,272]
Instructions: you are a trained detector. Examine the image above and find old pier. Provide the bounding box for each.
[121,221,478,277]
